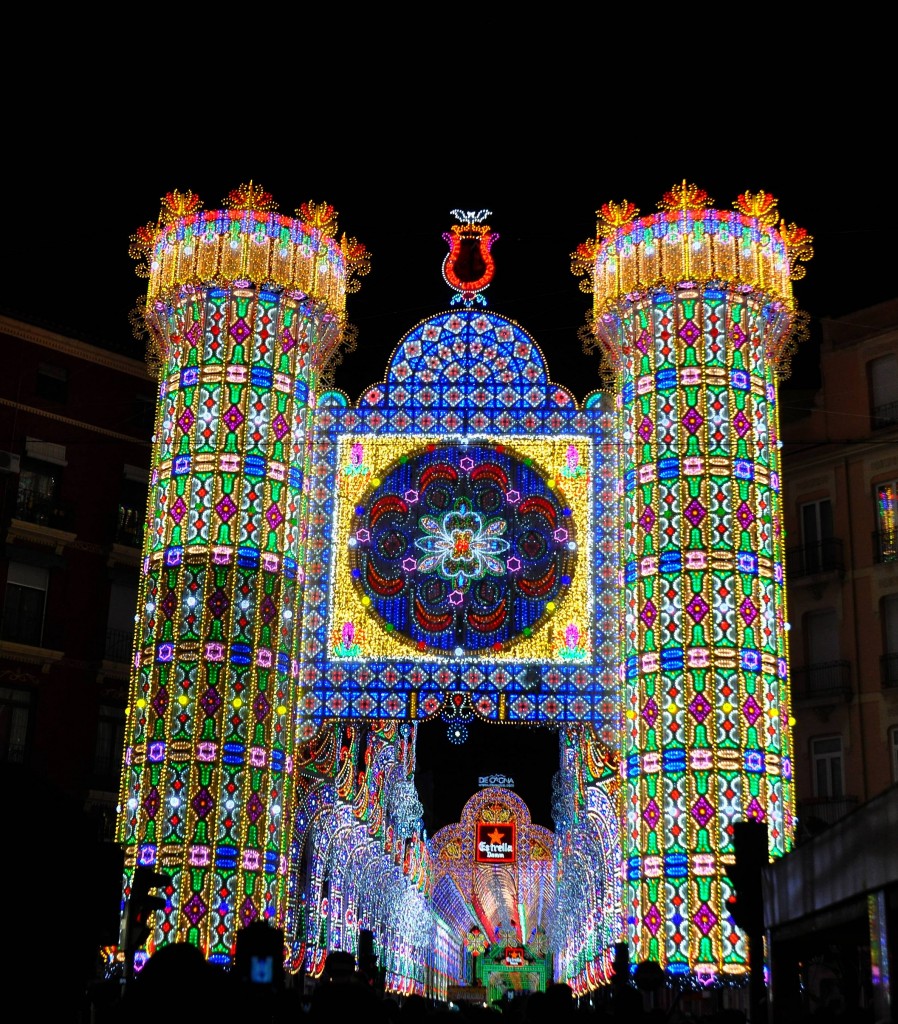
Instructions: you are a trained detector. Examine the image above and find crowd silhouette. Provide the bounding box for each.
[81,940,763,1024]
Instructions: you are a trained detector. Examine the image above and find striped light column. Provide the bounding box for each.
[573,182,812,982]
[117,184,367,962]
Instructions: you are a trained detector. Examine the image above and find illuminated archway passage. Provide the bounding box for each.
[115,190,811,994]
[572,182,811,981]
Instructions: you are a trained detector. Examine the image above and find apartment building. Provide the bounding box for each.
[767,298,898,1020]
[0,313,155,834]
[782,297,898,830]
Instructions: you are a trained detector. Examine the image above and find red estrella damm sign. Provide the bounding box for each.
[475,821,516,863]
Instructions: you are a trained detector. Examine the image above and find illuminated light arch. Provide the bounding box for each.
[552,727,623,991]
[430,786,556,991]
[117,191,808,994]
[285,720,434,992]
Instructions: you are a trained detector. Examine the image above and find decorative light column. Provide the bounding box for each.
[118,183,368,962]
[573,182,812,982]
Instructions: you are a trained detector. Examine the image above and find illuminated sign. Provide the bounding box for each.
[475,822,516,863]
[479,774,515,788]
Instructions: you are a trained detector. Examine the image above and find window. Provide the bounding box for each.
[93,703,125,785]
[1,563,48,646]
[869,354,898,428]
[36,362,68,403]
[800,498,835,573]
[16,444,70,530]
[0,686,32,763]
[116,469,148,547]
[811,736,844,798]
[133,394,155,434]
[805,609,841,666]
[797,609,849,700]
[105,582,137,662]
[15,465,59,526]
[876,480,897,562]
[883,594,898,688]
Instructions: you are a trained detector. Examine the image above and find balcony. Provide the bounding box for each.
[791,660,853,706]
[114,505,144,548]
[873,528,897,564]
[796,795,860,838]
[13,487,75,531]
[104,628,133,663]
[872,399,898,430]
[882,652,898,689]
[99,628,134,682]
[786,538,844,581]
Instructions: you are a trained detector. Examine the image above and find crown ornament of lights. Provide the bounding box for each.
[128,183,370,380]
[571,181,814,387]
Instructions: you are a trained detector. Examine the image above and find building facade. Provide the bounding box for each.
[0,313,155,828]
[0,313,156,1000]
[783,298,898,824]
[767,298,898,1020]
[108,180,812,1006]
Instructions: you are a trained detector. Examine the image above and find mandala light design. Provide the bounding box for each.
[315,300,614,728]
[350,444,574,654]
[571,181,811,981]
[416,498,510,586]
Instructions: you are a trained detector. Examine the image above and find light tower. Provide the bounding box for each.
[572,182,813,982]
[117,183,368,962]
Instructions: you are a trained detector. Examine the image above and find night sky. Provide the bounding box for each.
[5,59,893,834]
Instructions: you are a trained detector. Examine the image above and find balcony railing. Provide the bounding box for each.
[882,652,898,689]
[873,528,897,564]
[797,795,859,834]
[14,487,75,531]
[104,629,133,663]
[786,538,844,579]
[791,660,852,703]
[872,399,898,429]
[114,505,144,547]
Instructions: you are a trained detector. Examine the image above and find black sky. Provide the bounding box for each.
[5,57,893,832]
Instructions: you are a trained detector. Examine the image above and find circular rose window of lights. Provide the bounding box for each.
[349,443,577,655]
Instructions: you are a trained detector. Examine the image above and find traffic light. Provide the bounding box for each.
[723,819,767,936]
[125,866,171,951]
